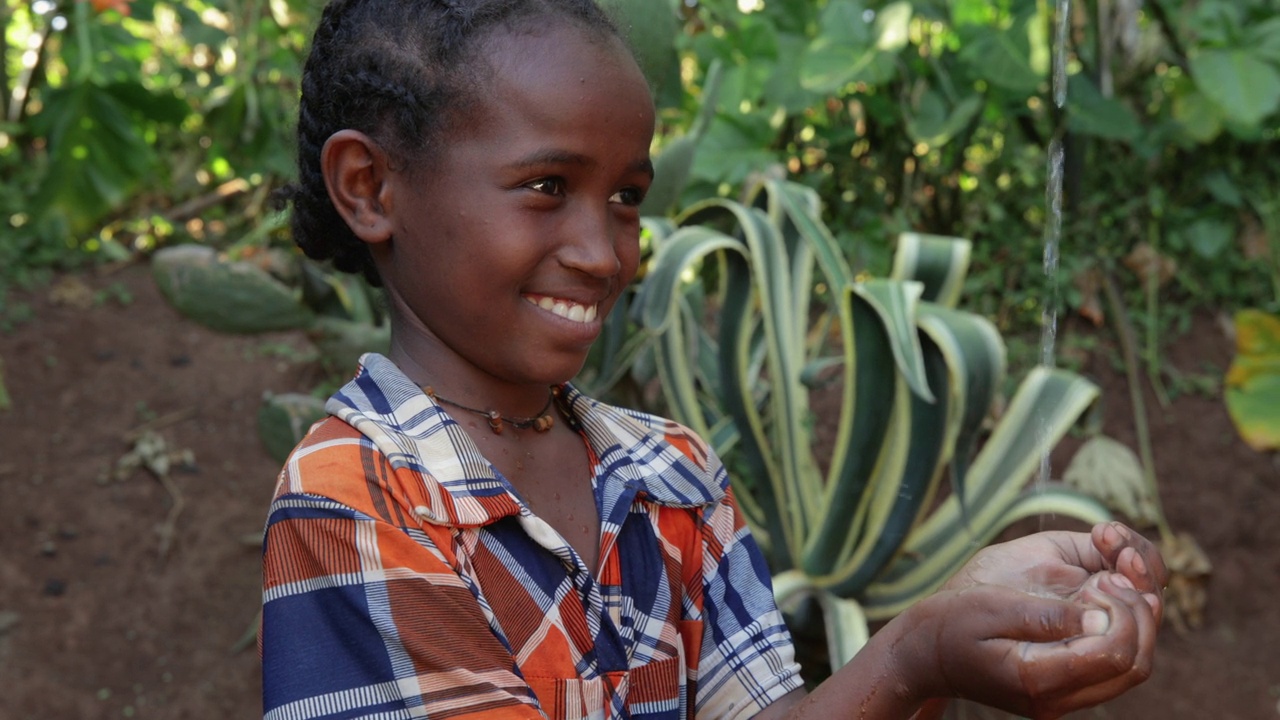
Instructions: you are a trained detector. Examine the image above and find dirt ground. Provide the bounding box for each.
[0,264,1277,719]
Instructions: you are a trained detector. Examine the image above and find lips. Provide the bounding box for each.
[523,294,599,324]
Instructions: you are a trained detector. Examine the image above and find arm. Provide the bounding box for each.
[753,522,1166,720]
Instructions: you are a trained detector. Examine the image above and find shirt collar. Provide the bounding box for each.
[325,353,725,528]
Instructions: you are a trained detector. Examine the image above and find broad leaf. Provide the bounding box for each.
[1190,49,1280,126]
[1063,435,1160,527]
[1225,310,1280,451]
[258,393,328,464]
[152,246,315,334]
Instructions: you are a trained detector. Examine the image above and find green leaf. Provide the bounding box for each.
[1246,16,1280,63]
[1067,74,1142,141]
[1172,88,1225,143]
[773,573,870,670]
[905,92,984,149]
[1183,218,1235,259]
[27,82,158,231]
[763,33,822,112]
[889,234,972,308]
[874,2,913,52]
[1190,49,1280,126]
[691,114,780,186]
[257,393,329,464]
[1202,171,1245,208]
[1063,435,1161,527]
[640,63,726,217]
[152,245,315,334]
[599,0,683,108]
[310,316,392,373]
[799,0,896,92]
[1225,310,1280,451]
[957,19,1043,94]
[861,368,1100,616]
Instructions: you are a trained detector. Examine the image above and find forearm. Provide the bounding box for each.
[757,606,936,720]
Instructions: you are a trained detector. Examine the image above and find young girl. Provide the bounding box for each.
[261,1,1167,718]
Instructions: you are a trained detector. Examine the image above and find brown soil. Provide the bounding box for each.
[1,264,1276,719]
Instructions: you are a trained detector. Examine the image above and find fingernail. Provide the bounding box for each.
[1083,609,1110,636]
[1132,553,1147,576]
[1113,574,1135,590]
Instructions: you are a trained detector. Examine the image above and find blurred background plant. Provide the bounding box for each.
[4,0,1276,356]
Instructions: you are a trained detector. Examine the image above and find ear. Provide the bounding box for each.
[321,129,396,244]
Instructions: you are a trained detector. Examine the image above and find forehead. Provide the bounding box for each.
[453,23,656,153]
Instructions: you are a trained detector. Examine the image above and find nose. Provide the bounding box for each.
[559,203,623,278]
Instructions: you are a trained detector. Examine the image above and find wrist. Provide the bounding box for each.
[887,593,953,703]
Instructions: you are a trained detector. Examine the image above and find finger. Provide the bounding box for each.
[1033,575,1160,713]
[1092,522,1169,592]
[1011,576,1148,697]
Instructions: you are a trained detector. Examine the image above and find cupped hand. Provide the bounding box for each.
[904,569,1161,719]
[943,521,1167,621]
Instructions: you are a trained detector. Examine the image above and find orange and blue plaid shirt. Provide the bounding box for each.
[261,354,802,720]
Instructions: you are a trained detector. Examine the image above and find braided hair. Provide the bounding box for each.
[282,0,620,286]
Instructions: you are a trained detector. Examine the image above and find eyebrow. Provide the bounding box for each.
[507,149,655,179]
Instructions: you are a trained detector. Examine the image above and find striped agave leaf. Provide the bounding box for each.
[634,178,1110,662]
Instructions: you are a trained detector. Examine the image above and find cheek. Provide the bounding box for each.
[616,228,642,284]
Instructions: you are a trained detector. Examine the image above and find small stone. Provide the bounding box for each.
[39,540,57,557]
[97,688,112,701]
[43,579,67,597]
[169,354,191,367]
[58,526,78,540]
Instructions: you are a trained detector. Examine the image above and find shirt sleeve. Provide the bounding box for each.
[260,492,544,720]
[693,483,805,720]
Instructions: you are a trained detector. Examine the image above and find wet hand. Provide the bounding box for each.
[905,570,1161,719]
[943,522,1167,622]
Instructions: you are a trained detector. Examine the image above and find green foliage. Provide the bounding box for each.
[258,392,329,463]
[152,245,314,333]
[2,0,309,300]
[633,178,1109,665]
[152,243,389,369]
[647,0,1279,334]
[1225,309,1280,452]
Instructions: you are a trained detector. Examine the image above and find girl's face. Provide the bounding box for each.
[377,23,656,393]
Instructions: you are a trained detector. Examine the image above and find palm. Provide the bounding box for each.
[944,533,1095,599]
[944,523,1167,603]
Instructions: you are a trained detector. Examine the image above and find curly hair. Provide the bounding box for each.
[280,0,620,286]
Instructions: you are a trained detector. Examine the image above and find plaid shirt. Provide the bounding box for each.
[261,354,802,720]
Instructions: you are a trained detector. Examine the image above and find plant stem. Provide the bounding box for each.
[1102,269,1173,541]
[1145,220,1170,408]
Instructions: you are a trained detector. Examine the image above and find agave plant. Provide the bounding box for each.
[632,178,1110,668]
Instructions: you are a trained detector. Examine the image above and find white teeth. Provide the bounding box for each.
[524,296,598,324]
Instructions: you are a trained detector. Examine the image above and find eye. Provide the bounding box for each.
[526,177,565,196]
[609,187,645,206]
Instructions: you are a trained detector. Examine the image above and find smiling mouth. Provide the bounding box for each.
[523,295,599,323]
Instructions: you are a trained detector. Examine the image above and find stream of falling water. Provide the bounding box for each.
[1037,0,1071,505]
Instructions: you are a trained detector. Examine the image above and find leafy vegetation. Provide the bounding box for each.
[630,177,1109,666]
